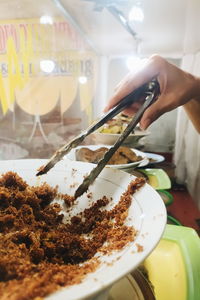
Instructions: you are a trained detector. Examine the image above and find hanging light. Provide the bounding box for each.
[78,76,88,84]
[40,15,53,25]
[129,6,144,22]
[40,60,55,73]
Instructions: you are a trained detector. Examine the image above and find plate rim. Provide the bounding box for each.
[95,131,150,137]
[144,152,165,164]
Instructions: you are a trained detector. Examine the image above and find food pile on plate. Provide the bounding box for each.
[99,113,140,134]
[0,171,145,300]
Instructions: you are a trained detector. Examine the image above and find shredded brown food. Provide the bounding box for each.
[0,172,145,300]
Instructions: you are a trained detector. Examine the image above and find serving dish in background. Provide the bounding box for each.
[65,144,149,171]
[144,152,165,165]
[0,159,166,300]
[93,113,150,147]
[93,131,149,147]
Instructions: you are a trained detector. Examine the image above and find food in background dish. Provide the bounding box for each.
[76,146,143,165]
[148,158,157,163]
[76,146,108,164]
[99,113,140,134]
[0,171,145,300]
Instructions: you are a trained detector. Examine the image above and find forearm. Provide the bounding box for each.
[183,77,200,133]
[184,99,200,133]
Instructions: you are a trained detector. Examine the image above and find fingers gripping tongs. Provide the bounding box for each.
[36,80,160,198]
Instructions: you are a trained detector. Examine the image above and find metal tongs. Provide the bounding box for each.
[36,79,160,198]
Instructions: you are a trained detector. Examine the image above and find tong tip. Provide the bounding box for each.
[74,185,87,199]
[36,162,53,176]
[36,169,45,176]
[74,178,90,199]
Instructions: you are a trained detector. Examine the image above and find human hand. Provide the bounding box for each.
[104,55,200,130]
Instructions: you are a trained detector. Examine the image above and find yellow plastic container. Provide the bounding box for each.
[144,225,200,300]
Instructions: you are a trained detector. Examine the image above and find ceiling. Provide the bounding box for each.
[62,0,187,57]
[0,0,189,57]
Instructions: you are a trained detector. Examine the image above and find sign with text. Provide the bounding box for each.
[0,17,98,159]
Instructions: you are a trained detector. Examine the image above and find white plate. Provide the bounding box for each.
[144,153,165,164]
[65,145,148,170]
[94,132,150,147]
[0,159,166,300]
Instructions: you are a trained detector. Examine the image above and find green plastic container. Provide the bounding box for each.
[157,190,174,206]
[164,225,200,300]
[144,225,200,300]
[139,168,171,190]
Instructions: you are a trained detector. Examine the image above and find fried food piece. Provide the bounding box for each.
[76,146,142,165]
[118,146,142,162]
[76,147,108,164]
